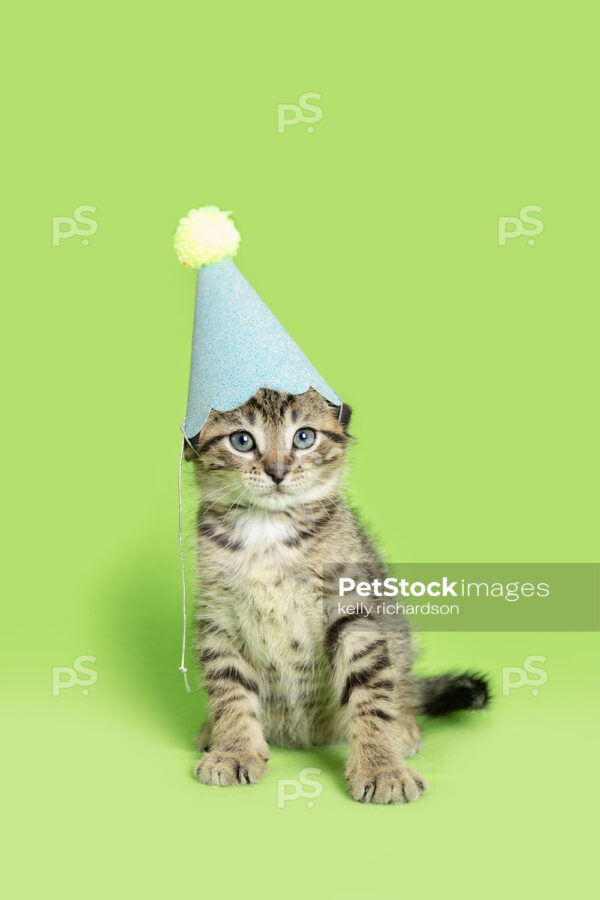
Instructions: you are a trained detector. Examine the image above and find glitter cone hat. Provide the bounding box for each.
[175,207,341,439]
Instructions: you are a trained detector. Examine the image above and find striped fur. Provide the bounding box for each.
[188,388,487,803]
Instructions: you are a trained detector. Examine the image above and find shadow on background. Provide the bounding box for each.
[97,543,206,749]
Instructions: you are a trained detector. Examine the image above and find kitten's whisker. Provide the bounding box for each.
[324,494,345,516]
[214,487,248,527]
[201,482,245,513]
[201,486,239,510]
[199,480,236,502]
[316,498,336,522]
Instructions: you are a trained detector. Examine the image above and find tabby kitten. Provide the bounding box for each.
[186,388,487,804]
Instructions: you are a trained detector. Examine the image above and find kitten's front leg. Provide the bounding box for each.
[194,632,269,787]
[330,626,428,804]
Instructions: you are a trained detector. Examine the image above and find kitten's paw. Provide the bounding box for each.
[400,720,423,758]
[194,750,268,786]
[347,766,428,805]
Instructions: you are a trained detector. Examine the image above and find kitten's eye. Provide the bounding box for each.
[293,427,316,449]
[230,431,255,452]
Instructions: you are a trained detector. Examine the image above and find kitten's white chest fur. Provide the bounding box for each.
[233,509,296,548]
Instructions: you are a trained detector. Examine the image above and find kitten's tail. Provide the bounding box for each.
[418,672,489,716]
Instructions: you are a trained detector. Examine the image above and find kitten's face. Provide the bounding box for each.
[187,388,351,511]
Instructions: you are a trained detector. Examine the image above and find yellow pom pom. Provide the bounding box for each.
[174,206,241,268]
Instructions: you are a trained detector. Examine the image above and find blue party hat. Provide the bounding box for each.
[175,207,341,438]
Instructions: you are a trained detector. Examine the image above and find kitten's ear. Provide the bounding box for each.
[338,402,352,432]
[183,433,201,461]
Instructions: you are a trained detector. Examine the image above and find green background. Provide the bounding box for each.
[3,2,598,897]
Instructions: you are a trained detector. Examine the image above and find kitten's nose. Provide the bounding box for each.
[263,453,290,484]
[264,463,286,484]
